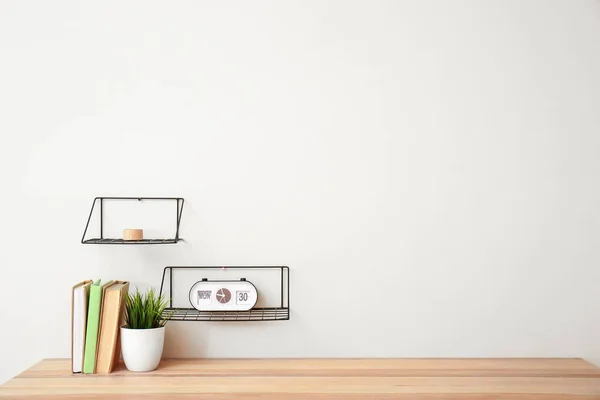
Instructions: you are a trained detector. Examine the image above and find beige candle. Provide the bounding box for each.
[123,229,143,240]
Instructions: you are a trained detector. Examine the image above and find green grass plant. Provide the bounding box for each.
[124,287,171,329]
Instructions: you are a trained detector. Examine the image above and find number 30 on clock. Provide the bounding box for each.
[236,291,251,305]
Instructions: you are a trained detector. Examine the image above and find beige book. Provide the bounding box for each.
[71,280,93,373]
[95,281,130,374]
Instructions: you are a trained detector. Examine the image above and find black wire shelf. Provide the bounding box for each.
[163,307,289,321]
[83,238,179,245]
[159,266,290,322]
[81,197,184,245]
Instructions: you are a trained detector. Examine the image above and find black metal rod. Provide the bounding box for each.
[159,267,167,298]
[166,266,287,269]
[81,198,98,243]
[175,200,179,240]
[280,267,284,309]
[169,267,173,308]
[95,197,184,200]
[100,198,103,239]
[175,198,185,241]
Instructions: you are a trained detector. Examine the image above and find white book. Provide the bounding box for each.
[72,281,92,373]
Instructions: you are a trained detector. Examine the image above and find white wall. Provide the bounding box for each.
[1,0,600,383]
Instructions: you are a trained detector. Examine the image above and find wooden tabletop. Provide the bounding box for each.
[1,358,599,399]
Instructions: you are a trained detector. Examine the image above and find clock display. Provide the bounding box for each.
[216,288,231,304]
[189,280,258,311]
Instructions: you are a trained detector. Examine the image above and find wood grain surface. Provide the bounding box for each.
[1,358,599,399]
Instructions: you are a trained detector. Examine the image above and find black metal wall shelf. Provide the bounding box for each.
[164,307,289,322]
[159,266,290,322]
[81,197,184,245]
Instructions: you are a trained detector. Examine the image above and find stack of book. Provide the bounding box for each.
[71,280,130,374]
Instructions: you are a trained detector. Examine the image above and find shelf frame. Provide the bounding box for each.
[81,197,184,245]
[159,266,290,322]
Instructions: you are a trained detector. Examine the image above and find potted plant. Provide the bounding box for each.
[120,288,171,372]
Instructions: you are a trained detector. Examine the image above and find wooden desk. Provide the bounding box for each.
[1,358,599,399]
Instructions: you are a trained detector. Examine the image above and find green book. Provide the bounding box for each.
[83,280,113,374]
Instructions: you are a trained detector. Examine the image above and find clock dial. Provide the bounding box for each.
[215,288,231,304]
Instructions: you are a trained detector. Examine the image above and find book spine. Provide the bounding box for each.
[82,285,102,374]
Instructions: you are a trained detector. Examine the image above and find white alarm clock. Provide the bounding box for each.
[188,279,258,311]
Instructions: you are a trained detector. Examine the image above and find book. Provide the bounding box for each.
[71,280,92,373]
[83,280,114,374]
[96,281,130,374]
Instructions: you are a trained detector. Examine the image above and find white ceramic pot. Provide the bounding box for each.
[120,326,165,372]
